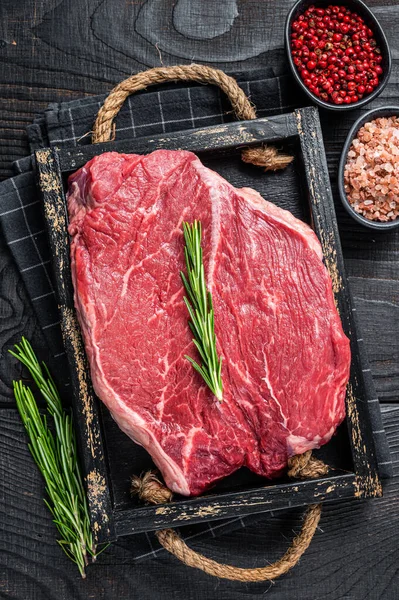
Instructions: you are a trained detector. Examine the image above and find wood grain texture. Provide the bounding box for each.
[0,0,398,597]
[349,275,399,402]
[0,0,397,401]
[0,235,42,405]
[0,405,398,600]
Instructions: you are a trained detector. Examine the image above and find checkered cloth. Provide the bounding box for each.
[0,69,392,560]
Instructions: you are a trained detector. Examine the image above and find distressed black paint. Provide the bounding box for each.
[35,148,115,545]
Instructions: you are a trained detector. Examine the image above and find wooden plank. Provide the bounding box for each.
[58,113,299,171]
[349,275,399,403]
[114,474,357,536]
[0,0,398,181]
[0,236,43,406]
[35,148,115,545]
[296,107,381,498]
[0,405,397,599]
[0,19,396,406]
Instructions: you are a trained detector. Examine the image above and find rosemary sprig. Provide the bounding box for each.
[9,337,106,577]
[181,221,223,402]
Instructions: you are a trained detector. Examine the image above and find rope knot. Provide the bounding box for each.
[241,146,293,172]
[131,471,173,505]
[287,451,329,480]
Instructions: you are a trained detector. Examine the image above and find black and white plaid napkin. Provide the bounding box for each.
[0,68,392,559]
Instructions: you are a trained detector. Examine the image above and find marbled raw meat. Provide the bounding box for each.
[67,150,351,496]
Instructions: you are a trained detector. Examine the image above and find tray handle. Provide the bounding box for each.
[131,452,328,582]
[92,64,293,171]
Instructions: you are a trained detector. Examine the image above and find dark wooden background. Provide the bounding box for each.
[0,1,398,599]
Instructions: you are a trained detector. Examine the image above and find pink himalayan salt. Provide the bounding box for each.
[344,116,399,222]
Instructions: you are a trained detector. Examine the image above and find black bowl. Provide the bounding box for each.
[338,106,399,230]
[285,0,392,111]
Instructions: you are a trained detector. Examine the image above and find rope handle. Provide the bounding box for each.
[92,64,293,171]
[131,451,329,582]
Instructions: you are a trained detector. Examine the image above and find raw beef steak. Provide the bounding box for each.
[67,150,351,496]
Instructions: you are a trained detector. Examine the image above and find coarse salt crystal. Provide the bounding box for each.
[344,116,399,223]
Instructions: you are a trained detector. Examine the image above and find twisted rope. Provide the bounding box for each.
[131,452,328,582]
[92,64,293,171]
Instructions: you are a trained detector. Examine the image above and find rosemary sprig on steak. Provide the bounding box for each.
[181,221,223,402]
[9,337,108,577]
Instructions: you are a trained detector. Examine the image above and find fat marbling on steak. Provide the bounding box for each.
[67,150,351,496]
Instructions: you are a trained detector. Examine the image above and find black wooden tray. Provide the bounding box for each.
[35,106,382,546]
